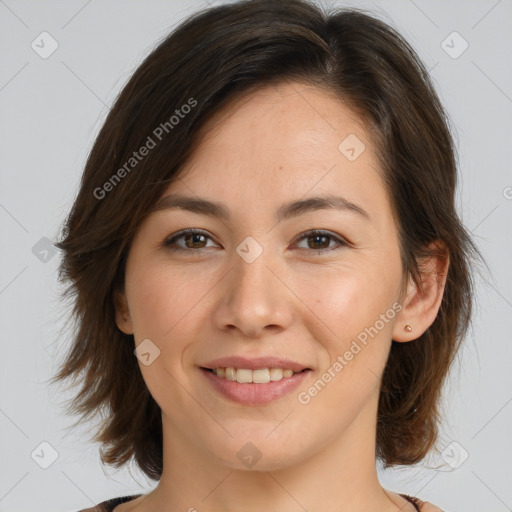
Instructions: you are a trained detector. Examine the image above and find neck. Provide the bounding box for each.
[145,394,399,512]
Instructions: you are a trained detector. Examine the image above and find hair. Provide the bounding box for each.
[51,0,484,481]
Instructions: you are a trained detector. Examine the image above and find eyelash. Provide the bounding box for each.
[163,228,349,255]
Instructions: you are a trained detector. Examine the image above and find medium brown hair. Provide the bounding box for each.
[51,0,483,480]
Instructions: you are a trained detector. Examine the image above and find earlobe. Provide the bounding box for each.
[393,241,450,343]
[114,290,134,335]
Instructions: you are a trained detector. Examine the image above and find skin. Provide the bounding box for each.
[113,81,449,512]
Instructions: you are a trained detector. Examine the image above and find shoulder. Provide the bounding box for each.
[415,497,444,511]
[398,492,444,512]
[76,494,143,512]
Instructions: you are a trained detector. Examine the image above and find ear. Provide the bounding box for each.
[114,289,134,335]
[392,240,449,342]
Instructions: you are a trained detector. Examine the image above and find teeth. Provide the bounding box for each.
[212,367,299,383]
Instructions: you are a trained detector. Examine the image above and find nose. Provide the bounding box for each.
[212,248,294,339]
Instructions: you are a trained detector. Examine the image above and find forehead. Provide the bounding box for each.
[191,81,367,159]
[162,81,389,226]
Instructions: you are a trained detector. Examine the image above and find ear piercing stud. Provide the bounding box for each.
[404,324,413,332]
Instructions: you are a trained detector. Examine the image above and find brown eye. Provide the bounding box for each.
[164,229,217,252]
[307,233,331,249]
[181,232,207,249]
[295,230,348,254]
[163,228,348,255]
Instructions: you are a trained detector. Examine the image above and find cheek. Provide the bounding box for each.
[292,261,400,408]
[126,266,205,412]
[294,262,398,347]
[127,264,201,340]
[126,262,218,393]
[294,276,397,431]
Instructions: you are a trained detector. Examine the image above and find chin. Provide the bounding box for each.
[206,433,310,472]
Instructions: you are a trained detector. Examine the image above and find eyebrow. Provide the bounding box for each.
[152,193,370,222]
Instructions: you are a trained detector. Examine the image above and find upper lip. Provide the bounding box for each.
[200,356,310,372]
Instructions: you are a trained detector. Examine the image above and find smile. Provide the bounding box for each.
[200,367,311,405]
[210,367,305,383]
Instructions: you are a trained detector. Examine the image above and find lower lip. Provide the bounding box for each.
[200,368,311,405]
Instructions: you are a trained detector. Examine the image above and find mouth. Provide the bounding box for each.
[200,366,310,384]
[198,357,312,405]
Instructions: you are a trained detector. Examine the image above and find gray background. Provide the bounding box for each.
[0,0,511,511]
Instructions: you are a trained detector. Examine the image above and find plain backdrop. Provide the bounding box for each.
[0,1,511,511]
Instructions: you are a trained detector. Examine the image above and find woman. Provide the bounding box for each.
[52,0,482,510]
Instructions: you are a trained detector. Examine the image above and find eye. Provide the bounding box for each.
[294,230,349,254]
[163,229,219,252]
[163,228,349,254]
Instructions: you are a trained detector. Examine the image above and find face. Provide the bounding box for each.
[118,81,405,471]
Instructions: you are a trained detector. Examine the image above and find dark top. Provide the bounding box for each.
[80,492,422,511]
[78,494,143,512]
